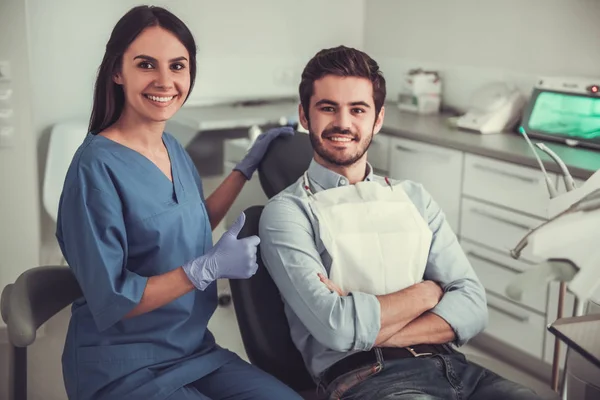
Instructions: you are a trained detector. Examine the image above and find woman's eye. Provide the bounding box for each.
[171,63,185,71]
[138,62,153,69]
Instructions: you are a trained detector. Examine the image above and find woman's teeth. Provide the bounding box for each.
[145,95,175,103]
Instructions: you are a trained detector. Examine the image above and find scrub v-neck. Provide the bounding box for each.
[94,133,183,204]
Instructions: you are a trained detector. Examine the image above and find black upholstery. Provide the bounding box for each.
[230,206,316,394]
[230,130,320,397]
[258,131,313,199]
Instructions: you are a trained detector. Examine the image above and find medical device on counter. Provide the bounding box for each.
[520,77,600,151]
[456,82,526,134]
[397,69,442,115]
[506,125,600,395]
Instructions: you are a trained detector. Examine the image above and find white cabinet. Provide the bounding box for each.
[368,133,391,174]
[388,136,464,232]
[485,292,547,359]
[461,241,548,314]
[463,154,558,219]
[381,130,596,371]
[460,199,545,264]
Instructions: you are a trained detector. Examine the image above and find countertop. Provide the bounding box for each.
[173,100,600,180]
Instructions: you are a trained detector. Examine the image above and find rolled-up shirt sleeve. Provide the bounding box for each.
[259,197,381,352]
[414,183,488,345]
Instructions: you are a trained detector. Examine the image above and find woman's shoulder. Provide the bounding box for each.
[162,131,188,155]
[62,133,121,193]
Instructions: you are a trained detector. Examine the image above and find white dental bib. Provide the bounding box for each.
[303,171,433,295]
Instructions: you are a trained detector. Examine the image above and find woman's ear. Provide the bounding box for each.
[113,72,123,85]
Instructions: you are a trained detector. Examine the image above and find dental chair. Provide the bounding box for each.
[229,131,319,399]
[1,266,82,400]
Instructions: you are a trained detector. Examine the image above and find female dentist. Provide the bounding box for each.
[55,5,300,400]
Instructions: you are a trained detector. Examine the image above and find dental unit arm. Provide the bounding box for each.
[508,185,600,302]
[506,127,600,395]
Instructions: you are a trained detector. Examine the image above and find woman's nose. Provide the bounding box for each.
[154,69,174,89]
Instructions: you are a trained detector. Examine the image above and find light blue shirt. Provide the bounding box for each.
[259,159,488,379]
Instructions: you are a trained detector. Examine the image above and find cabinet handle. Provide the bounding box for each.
[470,208,533,231]
[395,145,451,162]
[473,164,539,184]
[487,299,530,323]
[466,251,522,274]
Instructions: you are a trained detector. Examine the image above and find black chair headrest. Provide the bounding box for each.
[258,132,313,199]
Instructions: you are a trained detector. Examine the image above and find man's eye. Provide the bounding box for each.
[321,107,335,112]
[353,108,365,114]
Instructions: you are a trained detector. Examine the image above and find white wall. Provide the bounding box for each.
[1,2,365,399]
[364,0,600,111]
[0,0,45,399]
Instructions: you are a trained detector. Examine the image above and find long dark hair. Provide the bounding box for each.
[88,5,197,134]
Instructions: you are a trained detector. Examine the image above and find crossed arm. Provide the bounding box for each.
[320,273,456,347]
[259,183,488,352]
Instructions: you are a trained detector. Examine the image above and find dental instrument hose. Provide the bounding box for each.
[518,127,558,198]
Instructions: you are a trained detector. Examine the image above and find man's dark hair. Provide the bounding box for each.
[299,45,386,120]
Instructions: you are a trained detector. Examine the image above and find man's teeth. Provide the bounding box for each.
[329,137,353,142]
[146,95,175,103]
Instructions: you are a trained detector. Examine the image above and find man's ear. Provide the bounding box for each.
[298,103,310,131]
[373,106,385,135]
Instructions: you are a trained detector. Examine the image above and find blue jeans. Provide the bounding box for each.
[324,352,551,400]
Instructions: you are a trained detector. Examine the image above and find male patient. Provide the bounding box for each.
[259,46,546,399]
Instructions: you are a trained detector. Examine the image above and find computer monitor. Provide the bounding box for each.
[521,77,600,150]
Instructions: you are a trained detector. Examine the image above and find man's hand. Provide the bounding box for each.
[419,280,444,308]
[318,273,347,296]
[317,273,448,347]
[379,312,456,348]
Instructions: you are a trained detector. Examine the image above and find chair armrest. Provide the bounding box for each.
[1,266,82,347]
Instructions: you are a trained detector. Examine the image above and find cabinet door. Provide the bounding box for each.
[367,133,391,174]
[388,137,464,232]
[463,154,558,219]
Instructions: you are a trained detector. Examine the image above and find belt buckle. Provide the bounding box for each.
[405,346,432,358]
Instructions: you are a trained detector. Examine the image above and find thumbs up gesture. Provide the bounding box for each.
[209,212,261,280]
[183,212,261,290]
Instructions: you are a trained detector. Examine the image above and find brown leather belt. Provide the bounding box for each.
[322,344,453,385]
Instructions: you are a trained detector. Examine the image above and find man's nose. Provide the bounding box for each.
[333,110,352,131]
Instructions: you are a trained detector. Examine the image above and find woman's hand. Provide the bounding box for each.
[183,212,260,290]
[318,273,347,296]
[234,126,295,179]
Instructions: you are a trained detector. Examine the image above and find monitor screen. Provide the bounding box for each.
[525,90,600,148]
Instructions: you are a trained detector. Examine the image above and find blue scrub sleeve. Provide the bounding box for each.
[58,186,148,332]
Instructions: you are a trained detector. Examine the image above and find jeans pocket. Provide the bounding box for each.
[326,362,383,400]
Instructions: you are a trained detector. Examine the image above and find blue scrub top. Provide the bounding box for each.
[56,132,236,400]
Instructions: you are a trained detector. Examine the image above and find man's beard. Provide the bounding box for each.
[309,125,374,167]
